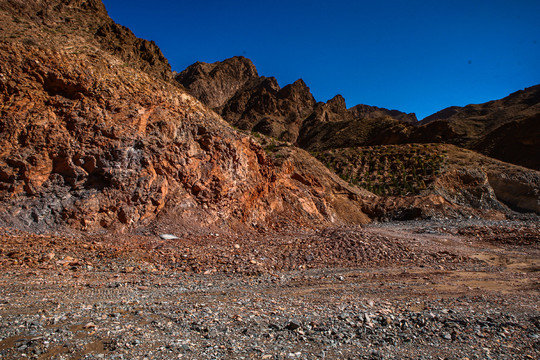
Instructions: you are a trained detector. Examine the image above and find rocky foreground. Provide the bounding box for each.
[0,220,538,359]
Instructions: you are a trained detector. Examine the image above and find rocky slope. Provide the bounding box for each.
[0,0,172,81]
[0,0,375,232]
[0,0,538,236]
[178,57,540,172]
[177,57,540,217]
[0,220,539,359]
[415,85,540,170]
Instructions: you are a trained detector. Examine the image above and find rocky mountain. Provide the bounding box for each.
[0,0,538,237]
[179,57,540,172]
[0,0,376,232]
[177,57,318,143]
[350,104,418,124]
[414,85,540,170]
[176,57,417,144]
[175,56,259,109]
[177,57,540,217]
[365,85,540,171]
[0,0,172,81]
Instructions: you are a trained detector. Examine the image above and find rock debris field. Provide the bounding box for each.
[0,220,539,359]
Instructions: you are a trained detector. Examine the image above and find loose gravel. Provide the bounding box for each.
[0,220,538,359]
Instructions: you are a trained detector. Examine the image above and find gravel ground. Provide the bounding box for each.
[0,220,538,359]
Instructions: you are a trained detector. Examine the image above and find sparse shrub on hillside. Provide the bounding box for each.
[317,144,447,196]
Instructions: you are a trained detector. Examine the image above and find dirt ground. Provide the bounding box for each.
[0,219,538,359]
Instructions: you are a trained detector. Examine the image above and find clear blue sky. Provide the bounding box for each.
[101,0,540,119]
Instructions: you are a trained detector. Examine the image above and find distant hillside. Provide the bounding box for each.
[176,57,417,144]
[178,57,539,171]
[413,85,540,170]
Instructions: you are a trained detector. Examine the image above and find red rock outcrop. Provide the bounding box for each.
[0,0,373,232]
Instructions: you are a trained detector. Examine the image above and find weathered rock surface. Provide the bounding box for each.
[176,55,540,217]
[179,55,540,171]
[488,171,540,214]
[350,103,418,124]
[0,0,373,232]
[0,0,172,82]
[221,78,317,143]
[176,56,259,109]
[297,95,411,151]
[1,0,538,234]
[429,146,540,216]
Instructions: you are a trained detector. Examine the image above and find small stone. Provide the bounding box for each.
[285,320,301,331]
[56,256,79,266]
[234,244,240,249]
[159,234,179,240]
[381,316,392,326]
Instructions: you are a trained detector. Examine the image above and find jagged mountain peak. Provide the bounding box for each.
[350,104,418,124]
[326,94,347,113]
[176,56,259,108]
[177,56,422,146]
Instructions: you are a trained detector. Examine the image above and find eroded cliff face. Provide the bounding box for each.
[0,1,373,232]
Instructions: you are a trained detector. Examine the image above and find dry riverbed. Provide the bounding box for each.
[0,220,538,359]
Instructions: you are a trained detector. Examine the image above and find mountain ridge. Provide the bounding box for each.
[0,0,538,235]
[0,0,377,232]
[177,55,539,172]
[176,57,418,144]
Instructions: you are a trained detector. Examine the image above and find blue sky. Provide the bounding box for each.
[101,0,540,119]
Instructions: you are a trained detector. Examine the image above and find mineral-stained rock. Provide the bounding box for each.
[0,0,373,232]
